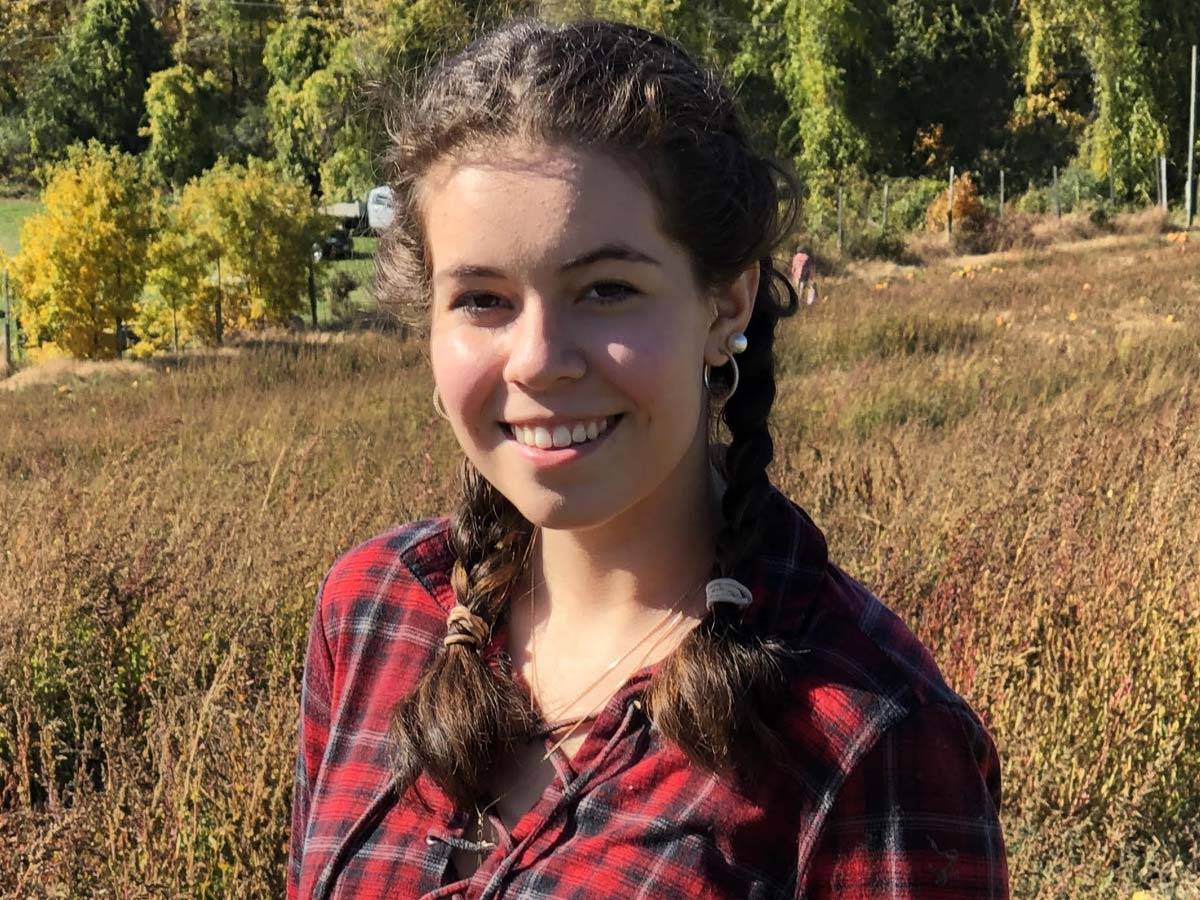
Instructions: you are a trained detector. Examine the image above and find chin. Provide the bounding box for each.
[501,482,630,533]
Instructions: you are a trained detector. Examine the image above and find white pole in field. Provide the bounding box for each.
[999,169,1005,221]
[1161,155,1169,212]
[1186,44,1197,228]
[882,181,890,230]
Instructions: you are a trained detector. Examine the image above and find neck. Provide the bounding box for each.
[529,437,722,636]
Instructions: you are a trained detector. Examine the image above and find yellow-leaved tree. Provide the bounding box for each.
[12,141,155,359]
[147,157,328,347]
[135,200,217,355]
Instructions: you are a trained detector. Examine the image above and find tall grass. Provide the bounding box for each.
[1,235,1198,896]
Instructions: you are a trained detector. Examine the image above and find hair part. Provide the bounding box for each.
[380,18,800,805]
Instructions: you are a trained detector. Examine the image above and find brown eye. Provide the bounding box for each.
[452,292,508,313]
[584,282,637,304]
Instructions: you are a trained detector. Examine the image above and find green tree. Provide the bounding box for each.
[26,0,169,159]
[168,0,281,166]
[12,142,155,359]
[1021,0,1167,198]
[264,17,338,194]
[264,2,477,200]
[141,64,225,188]
[778,0,871,226]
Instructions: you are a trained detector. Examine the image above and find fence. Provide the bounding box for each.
[823,156,1199,255]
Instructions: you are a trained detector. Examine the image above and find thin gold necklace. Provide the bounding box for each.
[528,557,707,760]
[470,533,705,867]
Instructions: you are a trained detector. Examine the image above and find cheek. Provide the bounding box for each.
[604,308,707,388]
[430,327,501,421]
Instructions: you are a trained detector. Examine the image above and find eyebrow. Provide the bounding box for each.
[436,242,660,282]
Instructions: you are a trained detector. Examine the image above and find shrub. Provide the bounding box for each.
[924,172,990,233]
[884,177,946,232]
[327,270,359,321]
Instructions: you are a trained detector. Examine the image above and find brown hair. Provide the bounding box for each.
[377,18,800,805]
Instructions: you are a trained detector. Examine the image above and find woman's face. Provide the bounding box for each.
[425,141,750,532]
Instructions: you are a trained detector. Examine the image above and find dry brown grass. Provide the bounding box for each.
[2,234,1198,897]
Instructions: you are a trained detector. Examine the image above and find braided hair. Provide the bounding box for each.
[378,18,800,805]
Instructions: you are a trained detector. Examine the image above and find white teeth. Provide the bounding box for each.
[511,416,616,449]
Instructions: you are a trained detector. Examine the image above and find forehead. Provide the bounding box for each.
[420,142,669,271]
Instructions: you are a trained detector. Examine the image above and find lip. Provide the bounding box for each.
[501,414,623,465]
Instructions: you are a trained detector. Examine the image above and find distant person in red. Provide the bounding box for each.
[790,251,818,305]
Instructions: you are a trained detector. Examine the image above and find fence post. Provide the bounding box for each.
[999,169,1005,221]
[947,165,955,242]
[1188,44,1197,227]
[1053,166,1060,218]
[882,181,890,230]
[215,255,224,346]
[308,244,319,328]
[836,185,844,254]
[1161,155,1169,213]
[2,269,11,373]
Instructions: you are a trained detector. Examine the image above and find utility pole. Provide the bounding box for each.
[1187,44,1197,228]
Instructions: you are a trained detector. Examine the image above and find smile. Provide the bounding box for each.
[502,415,622,450]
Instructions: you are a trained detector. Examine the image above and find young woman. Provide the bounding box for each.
[288,19,1008,900]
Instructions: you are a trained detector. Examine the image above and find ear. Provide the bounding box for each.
[704,260,760,367]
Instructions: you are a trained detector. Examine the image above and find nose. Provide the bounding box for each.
[503,296,587,390]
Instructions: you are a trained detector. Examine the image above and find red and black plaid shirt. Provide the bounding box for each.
[288,487,1008,899]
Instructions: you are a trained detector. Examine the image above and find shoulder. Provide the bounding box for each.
[755,487,999,811]
[315,517,456,657]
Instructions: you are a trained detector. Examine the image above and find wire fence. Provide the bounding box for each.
[818,154,1198,255]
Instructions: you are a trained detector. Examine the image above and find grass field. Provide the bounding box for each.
[0,198,39,258]
[0,230,1198,897]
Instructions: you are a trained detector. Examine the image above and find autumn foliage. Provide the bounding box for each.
[11,142,154,360]
[11,149,327,359]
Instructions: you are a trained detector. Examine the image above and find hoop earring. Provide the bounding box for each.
[432,387,450,421]
[703,355,740,401]
[702,331,747,401]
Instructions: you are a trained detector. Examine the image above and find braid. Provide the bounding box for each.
[388,462,534,806]
[645,260,799,775]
